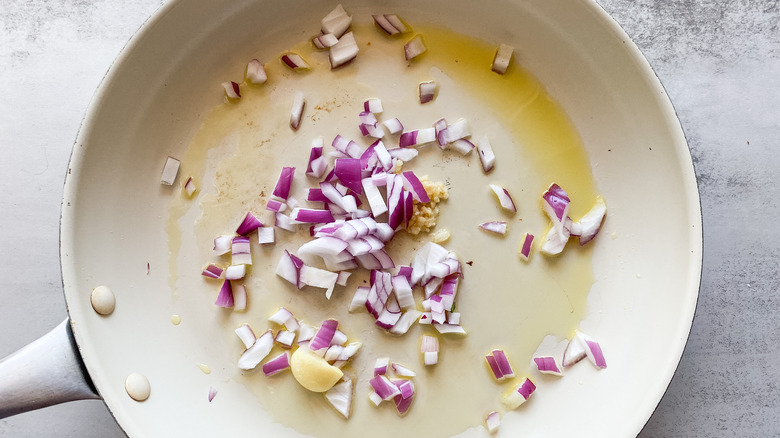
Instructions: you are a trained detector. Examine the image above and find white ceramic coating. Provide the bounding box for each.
[59,0,701,436]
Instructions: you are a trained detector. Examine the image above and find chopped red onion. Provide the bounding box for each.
[489,184,517,213]
[476,136,496,173]
[421,335,439,365]
[266,199,287,213]
[234,323,256,349]
[391,363,416,377]
[236,212,263,236]
[225,264,246,281]
[503,377,536,409]
[221,81,240,100]
[274,212,297,231]
[331,329,348,347]
[290,91,305,130]
[432,323,466,335]
[321,4,352,38]
[183,177,197,197]
[307,150,328,179]
[392,379,415,415]
[479,221,508,235]
[349,286,370,312]
[519,232,534,261]
[310,319,339,351]
[404,35,427,61]
[336,271,351,286]
[383,118,404,134]
[297,323,317,344]
[291,208,336,224]
[387,147,418,161]
[257,227,275,244]
[272,167,295,200]
[449,139,475,155]
[388,310,421,335]
[436,118,471,145]
[233,283,247,311]
[565,330,608,369]
[368,390,383,407]
[213,235,232,256]
[300,265,340,299]
[576,198,607,245]
[418,81,436,104]
[330,32,359,69]
[391,274,415,309]
[238,330,273,370]
[334,158,364,194]
[281,53,310,70]
[400,127,436,148]
[231,236,252,265]
[201,264,223,279]
[370,375,402,400]
[372,14,408,35]
[276,250,303,288]
[364,98,383,114]
[262,352,291,376]
[275,330,296,349]
[401,171,430,203]
[245,59,267,84]
[492,350,515,378]
[332,135,364,158]
[325,378,353,418]
[374,357,390,376]
[362,178,389,217]
[208,386,217,402]
[485,411,501,434]
[313,33,339,49]
[269,307,293,325]
[160,156,180,185]
[533,356,563,376]
[492,44,514,74]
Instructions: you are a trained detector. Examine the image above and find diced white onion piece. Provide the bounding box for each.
[325,378,353,418]
[298,323,317,344]
[433,323,466,335]
[479,221,508,235]
[183,177,196,197]
[221,81,241,100]
[447,312,460,325]
[330,32,359,69]
[245,59,267,84]
[257,227,275,244]
[391,363,417,377]
[233,283,247,311]
[533,356,564,376]
[281,52,310,70]
[502,378,536,409]
[331,329,348,347]
[225,264,246,280]
[300,265,340,299]
[290,91,305,130]
[321,4,352,38]
[489,184,517,213]
[541,223,571,256]
[235,323,256,349]
[404,34,427,61]
[519,232,534,261]
[368,391,384,406]
[275,330,296,348]
[336,271,351,286]
[160,156,180,185]
[492,44,514,74]
[423,351,438,366]
[349,286,370,312]
[476,136,496,173]
[313,33,339,49]
[418,81,436,104]
[383,118,404,134]
[576,197,607,245]
[388,310,422,335]
[238,330,274,370]
[486,411,501,434]
[362,178,388,217]
[269,307,293,325]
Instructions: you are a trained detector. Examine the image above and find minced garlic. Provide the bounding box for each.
[407,176,449,235]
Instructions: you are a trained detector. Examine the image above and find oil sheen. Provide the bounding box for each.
[166,22,599,438]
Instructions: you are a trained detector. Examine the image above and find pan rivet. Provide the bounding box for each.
[90,285,116,315]
[125,372,151,401]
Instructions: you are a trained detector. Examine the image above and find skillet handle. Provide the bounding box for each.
[0,319,100,418]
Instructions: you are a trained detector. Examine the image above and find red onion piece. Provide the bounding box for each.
[404,35,427,61]
[274,212,297,231]
[290,91,305,130]
[533,356,563,376]
[160,156,180,185]
[370,375,401,400]
[208,386,218,402]
[266,199,287,213]
[275,330,296,348]
[313,33,339,49]
[386,175,405,230]
[421,335,439,355]
[262,352,291,376]
[503,377,536,409]
[231,236,252,265]
[330,32,359,69]
[332,135,364,159]
[300,265,340,299]
[272,167,295,200]
[245,59,267,84]
[309,319,339,352]
[362,178,389,217]
[450,139,475,155]
[268,307,293,325]
[400,127,436,148]
[391,363,416,377]
[491,350,515,378]
[334,158,364,195]
[257,227,275,244]
[387,147,418,162]
[492,44,514,74]
[238,330,274,370]
[383,118,404,135]
[321,4,352,38]
[281,53,310,70]
[486,354,503,380]
[436,119,471,145]
[519,232,534,261]
[233,283,247,311]
[221,81,240,100]
[576,198,607,245]
[364,98,383,114]
[236,212,263,235]
[183,177,196,197]
[373,14,408,35]
[479,221,508,235]
[374,357,390,376]
[485,411,501,434]
[391,274,415,309]
[336,271,351,286]
[235,323,256,349]
[401,171,430,203]
[432,323,466,335]
[225,264,246,280]
[291,208,335,224]
[349,286,370,312]
[325,378,353,418]
[201,264,223,279]
[388,310,422,335]
[489,184,517,213]
[275,250,303,288]
[214,280,233,308]
[418,81,436,104]
[565,330,608,369]
[392,379,415,415]
[476,136,496,173]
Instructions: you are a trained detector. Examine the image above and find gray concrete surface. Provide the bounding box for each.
[1,0,778,436]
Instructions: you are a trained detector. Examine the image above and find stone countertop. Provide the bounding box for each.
[0,1,777,436]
